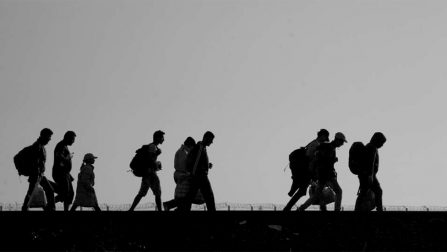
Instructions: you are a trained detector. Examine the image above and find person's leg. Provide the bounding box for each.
[40,176,55,211]
[298,194,317,211]
[284,181,309,211]
[129,177,149,211]
[163,199,177,211]
[180,177,199,211]
[327,178,342,211]
[298,182,322,211]
[59,177,71,211]
[198,176,215,211]
[70,204,78,211]
[288,177,300,197]
[149,174,162,211]
[371,177,383,211]
[66,178,74,211]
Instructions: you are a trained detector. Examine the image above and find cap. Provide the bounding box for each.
[334,132,347,143]
[83,153,98,161]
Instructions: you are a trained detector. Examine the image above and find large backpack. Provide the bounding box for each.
[129,145,151,177]
[13,145,35,177]
[288,147,309,178]
[348,142,366,175]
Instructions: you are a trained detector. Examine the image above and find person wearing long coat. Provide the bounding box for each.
[70,153,101,211]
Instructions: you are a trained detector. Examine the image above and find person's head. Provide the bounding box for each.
[153,130,165,145]
[184,137,196,150]
[202,131,215,147]
[370,132,386,148]
[83,153,97,164]
[63,131,76,146]
[333,132,347,148]
[39,128,53,146]
[317,129,330,143]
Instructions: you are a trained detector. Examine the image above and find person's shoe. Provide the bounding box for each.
[163,202,169,211]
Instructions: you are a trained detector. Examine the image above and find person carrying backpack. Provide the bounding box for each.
[306,129,330,181]
[52,131,76,211]
[298,132,347,211]
[129,130,165,211]
[355,132,387,211]
[19,128,56,211]
[283,129,329,211]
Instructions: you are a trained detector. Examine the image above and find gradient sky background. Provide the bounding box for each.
[1,0,446,208]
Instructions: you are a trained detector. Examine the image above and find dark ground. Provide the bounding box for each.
[1,211,446,251]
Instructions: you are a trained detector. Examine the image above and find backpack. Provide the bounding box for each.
[129,145,151,177]
[288,147,309,178]
[348,142,366,175]
[13,145,35,177]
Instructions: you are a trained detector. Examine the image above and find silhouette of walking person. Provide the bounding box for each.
[163,137,205,211]
[53,131,76,211]
[21,128,56,211]
[179,131,216,211]
[355,132,387,211]
[283,129,330,211]
[129,130,165,211]
[71,153,101,211]
[298,132,347,211]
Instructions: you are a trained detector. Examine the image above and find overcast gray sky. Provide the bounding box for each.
[1,0,447,208]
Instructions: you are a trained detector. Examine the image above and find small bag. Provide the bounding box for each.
[309,182,336,205]
[192,190,205,205]
[355,189,376,211]
[29,184,47,208]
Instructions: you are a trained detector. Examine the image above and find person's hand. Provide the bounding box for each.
[156,149,162,155]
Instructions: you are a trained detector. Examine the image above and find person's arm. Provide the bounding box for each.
[55,145,71,172]
[37,146,46,175]
[365,148,377,185]
[91,169,95,187]
[147,144,160,168]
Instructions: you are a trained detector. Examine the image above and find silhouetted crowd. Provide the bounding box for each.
[284,129,387,212]
[14,129,216,212]
[14,128,386,212]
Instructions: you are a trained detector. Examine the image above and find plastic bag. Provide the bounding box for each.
[309,182,336,205]
[355,189,376,211]
[29,184,47,208]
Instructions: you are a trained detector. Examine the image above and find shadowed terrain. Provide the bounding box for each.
[0,211,446,251]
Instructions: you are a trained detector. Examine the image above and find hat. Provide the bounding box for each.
[83,153,98,161]
[334,132,347,143]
